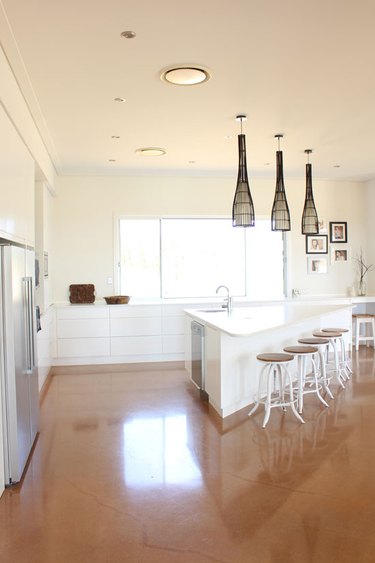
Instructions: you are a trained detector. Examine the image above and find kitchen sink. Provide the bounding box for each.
[197,308,225,313]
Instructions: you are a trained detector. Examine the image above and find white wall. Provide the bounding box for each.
[364,179,375,293]
[53,175,367,302]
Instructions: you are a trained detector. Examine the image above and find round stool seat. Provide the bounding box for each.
[353,313,375,318]
[322,327,349,333]
[298,337,330,345]
[284,345,318,355]
[256,353,294,363]
[313,330,342,338]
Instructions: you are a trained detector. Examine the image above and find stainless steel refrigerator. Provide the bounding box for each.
[0,242,39,485]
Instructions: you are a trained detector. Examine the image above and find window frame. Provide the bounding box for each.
[115,215,287,300]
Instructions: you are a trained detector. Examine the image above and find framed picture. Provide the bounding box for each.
[329,221,347,243]
[318,218,327,233]
[306,234,328,254]
[307,256,328,274]
[331,245,349,263]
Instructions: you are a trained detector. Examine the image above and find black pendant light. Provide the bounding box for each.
[271,134,291,231]
[301,149,319,234]
[232,115,255,227]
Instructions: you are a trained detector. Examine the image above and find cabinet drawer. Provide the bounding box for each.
[111,336,162,356]
[57,319,110,338]
[57,338,110,357]
[110,305,162,318]
[162,316,185,335]
[111,317,162,337]
[162,335,185,354]
[57,306,109,320]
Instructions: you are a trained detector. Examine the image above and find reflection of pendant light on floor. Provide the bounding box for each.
[301,149,319,234]
[271,134,291,231]
[232,115,255,227]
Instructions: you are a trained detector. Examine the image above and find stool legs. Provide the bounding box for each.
[326,338,346,388]
[296,353,329,414]
[317,347,334,399]
[248,361,304,428]
[338,336,352,378]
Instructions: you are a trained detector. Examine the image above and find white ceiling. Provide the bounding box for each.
[1,0,375,181]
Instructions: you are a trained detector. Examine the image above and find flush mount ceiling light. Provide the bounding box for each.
[121,30,136,39]
[232,114,255,228]
[301,149,319,235]
[160,65,210,86]
[271,134,291,231]
[135,147,166,156]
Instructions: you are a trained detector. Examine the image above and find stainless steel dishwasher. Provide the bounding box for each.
[191,321,205,393]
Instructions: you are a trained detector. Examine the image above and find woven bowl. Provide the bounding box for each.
[104,295,131,305]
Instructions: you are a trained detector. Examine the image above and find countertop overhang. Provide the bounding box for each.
[185,303,353,337]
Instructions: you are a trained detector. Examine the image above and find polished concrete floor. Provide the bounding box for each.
[0,349,375,563]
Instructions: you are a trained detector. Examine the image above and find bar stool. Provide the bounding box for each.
[283,345,329,414]
[248,353,304,428]
[352,314,375,351]
[297,337,334,400]
[321,327,352,378]
[312,330,346,388]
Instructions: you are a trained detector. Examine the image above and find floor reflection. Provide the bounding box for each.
[123,414,202,487]
[0,351,374,562]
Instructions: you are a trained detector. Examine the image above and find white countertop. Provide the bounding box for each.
[185,303,353,337]
[53,294,375,308]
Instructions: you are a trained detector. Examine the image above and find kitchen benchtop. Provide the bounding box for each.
[185,303,353,337]
[53,295,375,308]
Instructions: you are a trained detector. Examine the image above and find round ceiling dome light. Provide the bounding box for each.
[121,30,136,39]
[160,65,210,86]
[135,147,166,156]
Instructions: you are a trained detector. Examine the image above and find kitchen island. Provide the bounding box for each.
[185,303,352,418]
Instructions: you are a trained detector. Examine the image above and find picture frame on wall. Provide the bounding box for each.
[306,234,328,254]
[318,218,327,233]
[331,245,349,263]
[307,256,328,274]
[329,221,347,243]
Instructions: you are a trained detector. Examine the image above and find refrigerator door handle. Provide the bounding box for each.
[23,276,35,374]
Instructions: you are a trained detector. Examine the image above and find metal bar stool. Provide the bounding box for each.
[312,330,346,388]
[321,327,352,378]
[352,314,375,351]
[248,353,305,428]
[297,337,334,400]
[283,345,329,414]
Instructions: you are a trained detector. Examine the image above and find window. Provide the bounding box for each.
[119,218,285,299]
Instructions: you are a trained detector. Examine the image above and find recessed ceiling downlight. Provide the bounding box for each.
[136,147,166,156]
[161,66,210,86]
[121,30,136,39]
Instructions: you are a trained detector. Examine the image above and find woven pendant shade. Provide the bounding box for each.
[271,145,291,231]
[301,152,319,234]
[232,117,255,227]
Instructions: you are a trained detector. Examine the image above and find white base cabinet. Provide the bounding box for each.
[54,303,187,365]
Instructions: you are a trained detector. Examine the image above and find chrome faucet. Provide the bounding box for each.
[216,285,233,313]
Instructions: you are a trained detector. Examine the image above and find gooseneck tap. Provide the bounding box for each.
[216,285,233,313]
